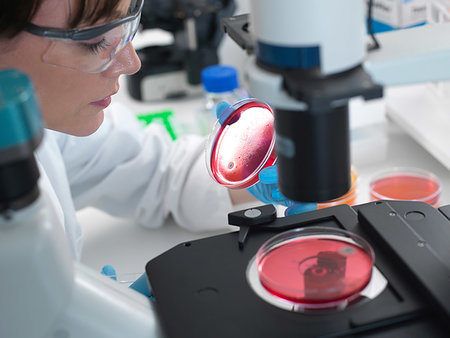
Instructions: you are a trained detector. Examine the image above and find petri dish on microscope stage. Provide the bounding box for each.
[255,227,375,309]
[205,98,276,189]
[369,167,441,207]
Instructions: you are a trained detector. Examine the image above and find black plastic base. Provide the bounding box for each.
[147,201,450,337]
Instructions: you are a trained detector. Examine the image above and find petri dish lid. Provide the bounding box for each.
[205,98,276,189]
[255,227,375,309]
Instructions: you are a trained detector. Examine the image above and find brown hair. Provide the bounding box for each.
[0,0,122,39]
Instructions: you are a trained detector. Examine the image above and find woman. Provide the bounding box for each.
[0,0,286,261]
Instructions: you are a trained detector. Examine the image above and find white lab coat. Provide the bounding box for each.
[35,102,233,260]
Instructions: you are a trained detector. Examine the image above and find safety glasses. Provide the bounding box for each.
[26,0,144,73]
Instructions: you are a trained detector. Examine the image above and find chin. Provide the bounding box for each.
[81,111,105,136]
[61,111,105,137]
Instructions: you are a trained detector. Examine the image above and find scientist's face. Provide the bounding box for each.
[0,0,141,136]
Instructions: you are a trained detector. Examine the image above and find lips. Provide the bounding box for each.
[91,85,119,109]
[90,96,112,108]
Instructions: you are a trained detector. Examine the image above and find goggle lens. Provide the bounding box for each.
[42,13,140,73]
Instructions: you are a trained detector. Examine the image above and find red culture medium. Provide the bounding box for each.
[370,169,441,206]
[208,100,276,189]
[256,229,374,307]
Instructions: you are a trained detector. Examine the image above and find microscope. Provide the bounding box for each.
[146,1,450,336]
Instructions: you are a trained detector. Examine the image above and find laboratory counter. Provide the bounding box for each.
[78,89,450,281]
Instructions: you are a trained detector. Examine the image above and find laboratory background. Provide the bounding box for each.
[4,0,450,337]
[81,0,450,275]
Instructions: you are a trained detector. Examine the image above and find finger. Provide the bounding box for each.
[258,165,278,184]
[247,184,272,204]
[271,187,297,207]
[216,101,231,123]
[101,265,117,280]
[284,203,317,216]
[271,187,285,201]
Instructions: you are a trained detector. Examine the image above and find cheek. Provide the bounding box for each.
[33,70,104,134]
[5,38,88,115]
[1,34,105,135]
[35,73,83,117]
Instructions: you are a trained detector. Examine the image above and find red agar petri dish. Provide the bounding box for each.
[205,99,276,189]
[256,227,374,308]
[369,167,441,207]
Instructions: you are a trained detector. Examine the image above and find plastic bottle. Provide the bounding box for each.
[199,64,248,135]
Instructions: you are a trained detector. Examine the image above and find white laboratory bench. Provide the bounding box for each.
[78,80,450,278]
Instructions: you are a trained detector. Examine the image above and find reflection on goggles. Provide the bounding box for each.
[43,14,140,73]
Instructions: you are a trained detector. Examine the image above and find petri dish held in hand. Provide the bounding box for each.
[255,227,375,309]
[369,167,441,207]
[205,99,276,189]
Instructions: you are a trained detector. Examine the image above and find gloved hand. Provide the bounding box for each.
[215,100,234,123]
[101,265,154,300]
[215,101,317,216]
[247,165,317,214]
[284,201,317,216]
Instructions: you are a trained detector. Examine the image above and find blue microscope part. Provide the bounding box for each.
[0,69,43,150]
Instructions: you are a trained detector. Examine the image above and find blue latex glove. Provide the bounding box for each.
[248,165,317,213]
[216,101,316,215]
[284,202,317,216]
[129,273,154,299]
[101,264,117,280]
[215,101,234,123]
[101,265,154,300]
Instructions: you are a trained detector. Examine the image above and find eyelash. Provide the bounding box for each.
[82,38,111,54]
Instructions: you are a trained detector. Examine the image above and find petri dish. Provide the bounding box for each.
[369,167,441,207]
[205,98,276,189]
[255,227,374,309]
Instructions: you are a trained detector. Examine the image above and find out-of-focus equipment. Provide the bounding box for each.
[369,0,427,33]
[221,0,450,203]
[127,0,235,101]
[0,69,162,338]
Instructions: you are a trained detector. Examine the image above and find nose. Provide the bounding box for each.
[103,42,141,77]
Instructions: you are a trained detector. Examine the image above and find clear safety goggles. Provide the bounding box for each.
[25,0,143,73]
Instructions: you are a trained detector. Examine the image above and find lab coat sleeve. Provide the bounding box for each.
[57,102,234,232]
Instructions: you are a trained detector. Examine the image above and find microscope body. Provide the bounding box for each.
[0,70,162,338]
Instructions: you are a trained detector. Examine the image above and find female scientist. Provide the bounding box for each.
[0,0,309,261]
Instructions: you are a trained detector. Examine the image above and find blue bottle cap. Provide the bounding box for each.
[201,65,239,93]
